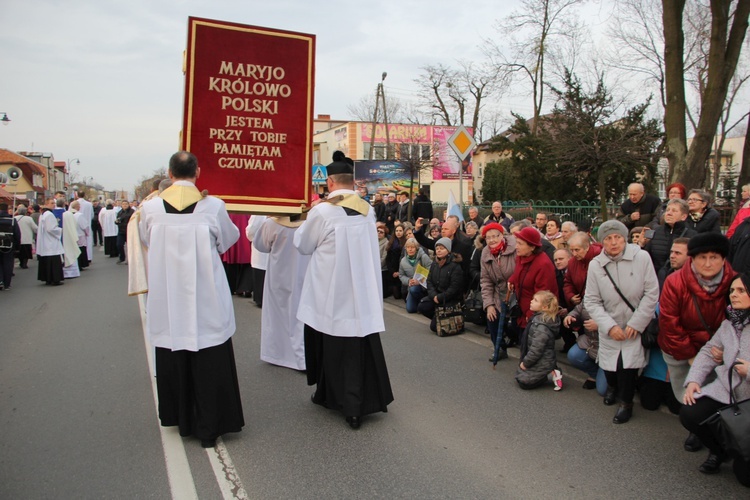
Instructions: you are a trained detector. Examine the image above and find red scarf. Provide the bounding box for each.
[489,239,506,257]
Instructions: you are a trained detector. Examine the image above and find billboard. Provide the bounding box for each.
[181,17,315,213]
[353,160,414,198]
[432,126,473,180]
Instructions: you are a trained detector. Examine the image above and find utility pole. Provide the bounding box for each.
[367,72,388,160]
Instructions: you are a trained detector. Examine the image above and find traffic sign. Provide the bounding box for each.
[312,164,327,185]
[447,125,476,161]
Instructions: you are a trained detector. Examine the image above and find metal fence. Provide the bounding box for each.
[432,200,740,232]
[433,200,621,231]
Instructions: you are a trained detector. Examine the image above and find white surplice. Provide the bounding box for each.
[61,210,80,278]
[244,215,269,270]
[139,186,239,351]
[36,210,64,257]
[253,217,310,370]
[294,189,385,337]
[99,207,118,237]
[77,197,93,260]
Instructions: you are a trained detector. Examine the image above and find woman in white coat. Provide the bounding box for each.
[585,220,659,424]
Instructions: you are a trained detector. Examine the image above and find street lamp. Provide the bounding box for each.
[0,112,10,125]
[66,158,81,195]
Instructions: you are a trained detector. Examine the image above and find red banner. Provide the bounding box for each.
[181,17,315,213]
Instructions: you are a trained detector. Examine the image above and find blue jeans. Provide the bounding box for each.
[405,285,426,313]
[567,345,608,396]
[487,302,508,351]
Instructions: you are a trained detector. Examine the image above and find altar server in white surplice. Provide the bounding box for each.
[294,154,393,430]
[245,215,269,307]
[139,151,244,449]
[253,216,310,371]
[76,191,93,262]
[60,200,81,279]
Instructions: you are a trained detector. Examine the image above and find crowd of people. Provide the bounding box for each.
[362,181,750,488]
[0,190,142,290]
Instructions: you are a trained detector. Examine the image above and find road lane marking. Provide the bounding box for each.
[138,294,199,500]
[206,439,249,499]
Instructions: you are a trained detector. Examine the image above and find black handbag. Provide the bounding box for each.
[463,288,486,325]
[505,289,521,319]
[701,362,750,462]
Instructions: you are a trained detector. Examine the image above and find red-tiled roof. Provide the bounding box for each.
[0,149,47,175]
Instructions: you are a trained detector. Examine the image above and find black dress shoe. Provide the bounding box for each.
[603,386,617,406]
[346,416,361,429]
[698,453,725,474]
[613,404,633,424]
[582,379,597,390]
[684,432,704,452]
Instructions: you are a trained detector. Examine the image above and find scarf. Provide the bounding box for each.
[489,238,506,257]
[689,210,706,222]
[407,254,418,267]
[692,262,724,294]
[726,305,750,335]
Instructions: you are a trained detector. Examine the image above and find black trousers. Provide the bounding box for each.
[603,353,639,405]
[680,396,750,487]
[155,338,244,441]
[116,233,127,262]
[92,221,103,245]
[305,325,393,418]
[0,250,13,287]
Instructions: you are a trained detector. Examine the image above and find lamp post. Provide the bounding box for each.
[66,158,80,195]
[0,112,10,125]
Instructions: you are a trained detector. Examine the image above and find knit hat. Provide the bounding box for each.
[481,222,505,238]
[515,226,542,247]
[435,237,452,252]
[688,232,730,258]
[597,220,629,241]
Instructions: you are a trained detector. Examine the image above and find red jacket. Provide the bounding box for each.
[658,259,734,360]
[563,243,602,304]
[509,251,558,328]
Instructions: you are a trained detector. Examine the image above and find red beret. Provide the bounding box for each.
[481,222,505,238]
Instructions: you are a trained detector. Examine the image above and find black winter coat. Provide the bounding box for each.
[426,255,465,305]
[730,217,750,275]
[686,208,721,234]
[644,220,695,271]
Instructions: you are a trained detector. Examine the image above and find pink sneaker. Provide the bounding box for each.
[552,369,563,391]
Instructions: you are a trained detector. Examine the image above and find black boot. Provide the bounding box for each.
[603,386,617,406]
[684,432,704,452]
[698,453,725,474]
[613,403,633,424]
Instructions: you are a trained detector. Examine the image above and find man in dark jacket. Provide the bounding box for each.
[114,200,134,264]
[412,188,433,222]
[617,182,661,230]
[0,202,21,290]
[372,193,387,224]
[644,198,696,271]
[396,191,411,223]
[384,193,398,233]
[484,201,515,232]
[729,215,750,275]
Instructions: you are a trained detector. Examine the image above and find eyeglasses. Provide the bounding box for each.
[687,197,703,202]
[377,230,385,233]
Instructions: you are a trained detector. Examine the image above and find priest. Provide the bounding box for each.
[294,156,394,429]
[139,151,244,448]
[36,198,65,286]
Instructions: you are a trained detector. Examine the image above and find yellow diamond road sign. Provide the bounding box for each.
[447,125,476,161]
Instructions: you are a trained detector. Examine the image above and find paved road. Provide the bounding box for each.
[1,252,747,498]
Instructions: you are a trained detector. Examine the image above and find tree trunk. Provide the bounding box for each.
[662,0,688,183]
[679,0,750,188]
[735,113,750,211]
[598,166,609,222]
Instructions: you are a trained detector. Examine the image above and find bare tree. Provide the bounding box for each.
[663,0,750,187]
[347,93,405,123]
[486,0,586,135]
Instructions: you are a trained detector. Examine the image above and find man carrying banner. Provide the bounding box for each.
[294,156,394,430]
[139,151,244,448]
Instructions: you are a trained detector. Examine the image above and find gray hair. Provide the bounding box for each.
[667,198,689,214]
[466,221,478,230]
[561,221,577,231]
[405,237,419,248]
[567,231,591,248]
[17,206,28,215]
[510,219,532,232]
[158,179,173,193]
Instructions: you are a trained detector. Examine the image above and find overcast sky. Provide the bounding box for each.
[0,0,626,193]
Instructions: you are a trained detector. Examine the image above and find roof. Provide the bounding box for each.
[0,149,48,176]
